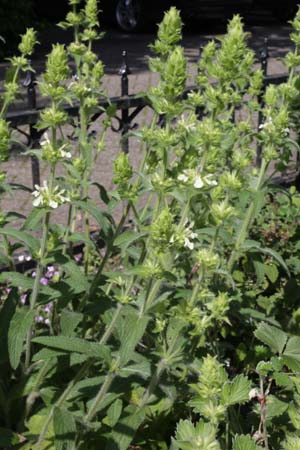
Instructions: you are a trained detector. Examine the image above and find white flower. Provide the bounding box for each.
[32,180,70,209]
[204,175,218,186]
[40,132,50,147]
[60,149,72,158]
[184,237,194,250]
[183,220,197,250]
[249,388,258,400]
[178,172,189,183]
[194,175,204,189]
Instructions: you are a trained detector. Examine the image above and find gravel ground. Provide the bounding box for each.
[0,9,296,226]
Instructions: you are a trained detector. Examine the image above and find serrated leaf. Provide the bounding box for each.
[0,271,34,290]
[74,200,114,238]
[242,241,290,276]
[105,405,146,450]
[114,230,147,250]
[60,310,83,337]
[105,399,123,428]
[22,208,48,231]
[53,407,76,450]
[221,375,251,406]
[266,395,288,419]
[33,336,111,364]
[283,336,300,362]
[8,308,35,369]
[0,289,17,364]
[118,312,149,366]
[254,323,287,355]
[63,260,89,292]
[0,228,40,254]
[233,434,260,450]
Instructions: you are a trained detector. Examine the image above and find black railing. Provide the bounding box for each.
[5,41,291,189]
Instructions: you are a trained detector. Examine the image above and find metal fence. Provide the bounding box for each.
[5,40,290,189]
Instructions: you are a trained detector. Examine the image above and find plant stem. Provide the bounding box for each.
[24,211,50,370]
[84,370,116,423]
[36,361,91,449]
[227,158,267,273]
[259,376,269,450]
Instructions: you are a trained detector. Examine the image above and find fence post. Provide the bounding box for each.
[23,67,41,188]
[256,38,269,166]
[119,50,131,153]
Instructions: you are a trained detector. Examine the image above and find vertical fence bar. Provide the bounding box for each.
[24,67,41,187]
[119,50,131,153]
[256,38,269,167]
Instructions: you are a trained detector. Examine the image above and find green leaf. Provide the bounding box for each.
[118,312,149,366]
[0,272,34,290]
[264,264,279,283]
[282,336,300,371]
[74,200,114,238]
[221,375,251,406]
[60,310,83,337]
[0,228,40,254]
[8,308,35,369]
[105,405,146,450]
[104,399,123,427]
[114,230,147,250]
[266,395,288,419]
[33,336,111,364]
[92,182,110,204]
[0,427,22,447]
[0,289,17,364]
[254,322,288,355]
[233,434,260,450]
[53,407,76,450]
[22,208,48,231]
[63,260,89,292]
[242,241,290,276]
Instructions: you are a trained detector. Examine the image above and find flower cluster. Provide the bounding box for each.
[32,181,70,209]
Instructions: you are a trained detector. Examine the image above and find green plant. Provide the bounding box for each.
[1,2,300,449]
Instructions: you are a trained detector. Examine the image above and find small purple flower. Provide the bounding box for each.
[46,266,55,278]
[20,293,28,305]
[44,302,53,313]
[32,271,37,278]
[74,254,82,263]
[35,315,44,323]
[5,287,12,295]
[44,318,50,326]
[40,277,49,286]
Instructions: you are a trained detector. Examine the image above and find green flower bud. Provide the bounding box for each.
[151,7,182,56]
[68,42,87,57]
[264,85,278,107]
[18,28,37,56]
[44,44,69,85]
[212,201,235,224]
[162,47,187,100]
[0,119,10,161]
[113,152,133,186]
[150,208,176,253]
[219,171,242,191]
[85,0,99,27]
[39,106,68,128]
[196,249,219,271]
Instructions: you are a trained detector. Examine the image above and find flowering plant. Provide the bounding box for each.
[1,2,300,449]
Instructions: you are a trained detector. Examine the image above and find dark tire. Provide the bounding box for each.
[273,1,298,22]
[115,0,144,32]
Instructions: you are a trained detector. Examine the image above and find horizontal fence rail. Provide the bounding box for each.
[4,42,292,189]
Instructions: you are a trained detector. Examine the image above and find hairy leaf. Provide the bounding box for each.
[254,322,287,355]
[8,308,35,369]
